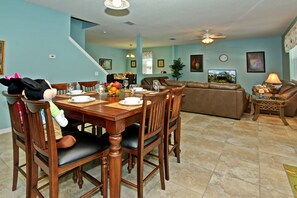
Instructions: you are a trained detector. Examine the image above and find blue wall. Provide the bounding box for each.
[70,18,85,48]
[174,37,283,93]
[0,0,105,130]
[86,44,127,74]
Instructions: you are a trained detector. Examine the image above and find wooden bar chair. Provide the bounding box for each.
[22,98,109,198]
[164,85,185,180]
[78,81,99,92]
[2,91,31,197]
[121,90,168,198]
[51,82,77,95]
[78,81,102,136]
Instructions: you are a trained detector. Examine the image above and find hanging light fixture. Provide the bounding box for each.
[126,44,135,58]
[104,0,130,10]
[202,37,214,44]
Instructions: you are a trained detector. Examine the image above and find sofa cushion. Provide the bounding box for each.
[187,81,209,88]
[280,87,297,99]
[209,82,241,90]
[164,80,186,87]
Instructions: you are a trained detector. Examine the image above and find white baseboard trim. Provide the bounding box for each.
[0,127,11,135]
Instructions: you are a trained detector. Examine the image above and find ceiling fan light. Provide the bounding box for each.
[202,37,214,44]
[112,0,122,7]
[126,53,135,58]
[104,0,130,10]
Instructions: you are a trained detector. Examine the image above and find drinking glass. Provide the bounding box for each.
[96,83,104,95]
[152,80,160,92]
[129,84,137,95]
[67,83,74,93]
[123,80,129,90]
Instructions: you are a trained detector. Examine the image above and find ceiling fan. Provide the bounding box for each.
[199,30,226,44]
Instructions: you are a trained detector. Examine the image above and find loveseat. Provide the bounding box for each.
[252,80,297,117]
[163,80,248,119]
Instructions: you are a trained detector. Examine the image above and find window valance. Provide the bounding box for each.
[284,21,297,53]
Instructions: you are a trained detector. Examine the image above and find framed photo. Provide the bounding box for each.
[99,58,112,70]
[190,55,203,72]
[157,59,164,67]
[0,40,5,75]
[246,51,265,73]
[131,60,136,68]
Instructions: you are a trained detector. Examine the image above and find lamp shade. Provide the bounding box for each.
[265,72,282,84]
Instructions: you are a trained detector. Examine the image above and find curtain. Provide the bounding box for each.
[289,45,297,80]
[284,21,297,53]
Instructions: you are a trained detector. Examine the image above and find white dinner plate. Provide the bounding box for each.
[119,100,143,106]
[67,92,86,96]
[134,89,147,93]
[68,97,96,103]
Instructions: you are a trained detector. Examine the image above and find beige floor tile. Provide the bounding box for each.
[260,166,293,196]
[203,171,260,198]
[259,152,297,171]
[169,162,213,195]
[260,187,292,198]
[1,112,297,197]
[259,137,297,158]
[181,144,220,171]
[146,180,203,198]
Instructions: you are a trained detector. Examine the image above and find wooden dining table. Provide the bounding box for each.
[54,91,146,198]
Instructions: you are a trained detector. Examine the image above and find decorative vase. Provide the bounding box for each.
[259,93,264,99]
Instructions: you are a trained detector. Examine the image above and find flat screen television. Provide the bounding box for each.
[208,69,236,83]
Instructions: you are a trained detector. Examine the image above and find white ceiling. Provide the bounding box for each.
[27,0,297,49]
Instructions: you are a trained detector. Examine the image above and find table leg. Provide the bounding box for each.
[279,107,289,126]
[109,133,122,198]
[253,104,260,121]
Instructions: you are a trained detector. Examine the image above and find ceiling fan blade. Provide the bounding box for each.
[209,35,226,39]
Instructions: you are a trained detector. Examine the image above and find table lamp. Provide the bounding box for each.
[265,72,282,99]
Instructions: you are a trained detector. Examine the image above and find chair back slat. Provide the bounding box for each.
[78,81,99,92]
[140,91,168,144]
[167,86,185,125]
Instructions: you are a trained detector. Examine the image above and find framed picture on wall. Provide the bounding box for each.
[0,40,5,75]
[157,59,164,67]
[99,58,112,70]
[131,60,136,68]
[246,51,265,73]
[190,54,203,72]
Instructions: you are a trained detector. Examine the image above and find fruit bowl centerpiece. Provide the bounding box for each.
[103,81,121,96]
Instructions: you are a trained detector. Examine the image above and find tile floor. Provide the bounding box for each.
[0,112,297,197]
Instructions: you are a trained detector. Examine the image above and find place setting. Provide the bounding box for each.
[68,95,95,103]
[104,96,144,110]
[118,97,143,106]
[67,89,86,96]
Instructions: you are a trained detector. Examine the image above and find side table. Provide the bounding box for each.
[252,96,288,125]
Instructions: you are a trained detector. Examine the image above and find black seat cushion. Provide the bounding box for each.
[37,131,109,166]
[169,120,177,128]
[121,124,159,150]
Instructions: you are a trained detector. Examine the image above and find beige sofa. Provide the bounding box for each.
[163,80,248,120]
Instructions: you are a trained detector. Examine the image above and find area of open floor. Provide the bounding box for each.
[0,112,297,197]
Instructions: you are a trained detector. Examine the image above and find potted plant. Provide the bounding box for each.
[170,58,185,80]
